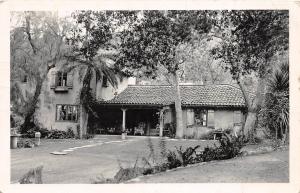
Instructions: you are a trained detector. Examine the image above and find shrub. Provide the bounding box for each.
[45,129,76,139]
[165,145,200,169]
[17,139,35,148]
[23,128,75,139]
[165,134,244,166]
[199,129,215,140]
[113,167,144,183]
[48,129,72,139]
[66,127,75,138]
[163,123,176,138]
[82,134,94,139]
[11,127,19,135]
[23,127,50,138]
[259,61,289,143]
[176,145,200,166]
[10,114,24,129]
[39,128,50,138]
[142,163,169,175]
[166,150,182,169]
[198,134,244,162]
[93,134,244,183]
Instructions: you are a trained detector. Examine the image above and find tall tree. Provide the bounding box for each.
[116,10,217,138]
[65,11,137,134]
[10,11,70,132]
[181,39,232,85]
[137,39,232,85]
[211,10,288,141]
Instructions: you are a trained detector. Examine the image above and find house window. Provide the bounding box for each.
[187,108,207,127]
[51,71,73,90]
[194,109,207,126]
[56,105,78,122]
[57,72,68,87]
[102,76,108,87]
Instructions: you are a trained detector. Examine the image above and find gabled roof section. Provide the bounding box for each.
[99,84,248,108]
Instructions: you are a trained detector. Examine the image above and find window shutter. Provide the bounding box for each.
[67,71,74,89]
[187,109,194,126]
[207,110,215,128]
[50,71,56,89]
[234,111,242,124]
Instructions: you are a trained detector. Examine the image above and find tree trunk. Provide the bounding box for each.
[280,125,284,140]
[20,77,43,133]
[284,125,289,144]
[80,106,88,139]
[243,112,256,141]
[238,77,266,142]
[79,67,94,138]
[172,72,184,138]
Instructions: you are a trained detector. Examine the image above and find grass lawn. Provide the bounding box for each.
[128,149,289,183]
[11,135,216,184]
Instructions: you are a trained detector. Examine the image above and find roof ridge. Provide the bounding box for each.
[225,84,256,96]
[128,84,238,87]
[128,85,172,87]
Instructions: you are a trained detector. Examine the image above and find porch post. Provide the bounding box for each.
[121,108,127,132]
[159,109,164,137]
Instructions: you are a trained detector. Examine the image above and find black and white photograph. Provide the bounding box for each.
[1,1,299,191]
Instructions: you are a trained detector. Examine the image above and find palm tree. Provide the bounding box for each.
[64,11,123,135]
[65,52,119,114]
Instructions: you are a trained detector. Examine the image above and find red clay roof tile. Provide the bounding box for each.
[100,84,248,108]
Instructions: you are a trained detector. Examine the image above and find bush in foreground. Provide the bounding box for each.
[22,127,76,139]
[93,134,244,183]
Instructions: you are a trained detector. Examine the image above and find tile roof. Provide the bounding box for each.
[99,84,248,108]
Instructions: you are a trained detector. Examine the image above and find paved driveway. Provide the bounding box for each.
[11,135,215,184]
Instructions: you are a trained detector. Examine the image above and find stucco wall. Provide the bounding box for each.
[179,108,244,139]
[35,64,129,134]
[163,109,173,124]
[35,66,83,134]
[97,77,128,101]
[214,110,235,130]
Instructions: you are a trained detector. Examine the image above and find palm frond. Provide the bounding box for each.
[101,65,119,88]
[268,61,289,93]
[94,58,118,88]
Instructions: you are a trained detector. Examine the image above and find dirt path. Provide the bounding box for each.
[128,150,289,183]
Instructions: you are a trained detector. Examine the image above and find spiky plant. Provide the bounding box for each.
[268,61,289,93]
[260,61,289,143]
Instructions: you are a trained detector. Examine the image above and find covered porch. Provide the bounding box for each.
[88,105,168,137]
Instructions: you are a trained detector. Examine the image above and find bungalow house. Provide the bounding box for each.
[16,61,247,139]
[94,84,247,139]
